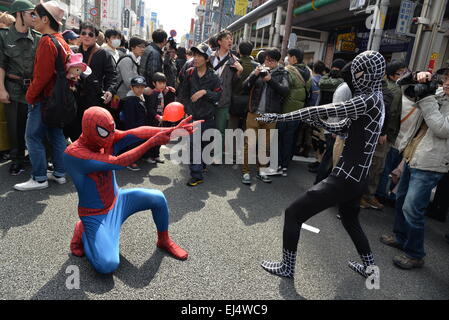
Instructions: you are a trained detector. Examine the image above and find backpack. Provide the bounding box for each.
[40,34,77,128]
[112,55,140,109]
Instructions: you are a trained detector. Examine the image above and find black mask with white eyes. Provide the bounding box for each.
[351,51,386,94]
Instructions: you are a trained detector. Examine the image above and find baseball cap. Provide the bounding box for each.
[62,30,79,42]
[191,43,213,59]
[130,76,147,86]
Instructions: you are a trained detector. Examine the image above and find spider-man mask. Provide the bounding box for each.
[351,50,386,94]
[80,107,116,150]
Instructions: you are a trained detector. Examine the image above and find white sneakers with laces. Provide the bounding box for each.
[14,178,49,191]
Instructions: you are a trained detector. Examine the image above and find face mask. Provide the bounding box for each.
[111,39,121,48]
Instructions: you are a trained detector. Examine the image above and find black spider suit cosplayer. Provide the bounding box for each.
[258,51,386,279]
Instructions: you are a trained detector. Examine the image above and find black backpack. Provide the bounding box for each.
[40,34,77,128]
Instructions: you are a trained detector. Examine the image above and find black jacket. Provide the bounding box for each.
[139,42,163,88]
[76,45,118,108]
[243,65,289,114]
[180,67,222,120]
[120,96,149,130]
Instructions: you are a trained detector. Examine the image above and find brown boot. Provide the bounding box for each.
[365,196,384,210]
[360,196,371,209]
[393,254,424,269]
[380,234,403,250]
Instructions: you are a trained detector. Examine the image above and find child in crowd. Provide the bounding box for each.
[120,76,159,171]
[145,72,175,164]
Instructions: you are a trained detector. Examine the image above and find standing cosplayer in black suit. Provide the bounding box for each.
[257,51,386,279]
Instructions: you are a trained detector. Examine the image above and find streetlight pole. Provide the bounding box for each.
[281,0,294,60]
[218,0,224,32]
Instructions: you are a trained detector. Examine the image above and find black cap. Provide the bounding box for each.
[191,43,213,59]
[331,58,346,70]
[130,76,147,86]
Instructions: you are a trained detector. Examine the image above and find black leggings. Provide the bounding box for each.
[283,175,371,256]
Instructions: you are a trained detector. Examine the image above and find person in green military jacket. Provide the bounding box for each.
[0,0,41,175]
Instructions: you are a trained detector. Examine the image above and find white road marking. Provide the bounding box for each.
[301,223,320,233]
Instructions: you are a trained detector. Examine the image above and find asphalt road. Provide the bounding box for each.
[0,144,448,300]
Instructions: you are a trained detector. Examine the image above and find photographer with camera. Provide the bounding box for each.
[381,69,449,270]
[241,48,289,185]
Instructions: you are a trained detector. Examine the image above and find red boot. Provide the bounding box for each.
[157,231,188,260]
[70,221,85,257]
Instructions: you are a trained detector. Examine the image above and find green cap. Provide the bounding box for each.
[9,0,35,14]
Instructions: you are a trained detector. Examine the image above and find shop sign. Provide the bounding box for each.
[256,13,272,30]
[336,32,356,52]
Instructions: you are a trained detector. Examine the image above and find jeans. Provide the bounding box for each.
[278,121,300,169]
[376,147,402,199]
[393,163,444,259]
[189,118,216,180]
[25,103,66,182]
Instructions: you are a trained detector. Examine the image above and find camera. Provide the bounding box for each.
[167,37,177,50]
[397,71,439,100]
[259,67,271,78]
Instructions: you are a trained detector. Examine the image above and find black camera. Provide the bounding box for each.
[397,71,439,100]
[259,67,270,78]
[167,37,177,50]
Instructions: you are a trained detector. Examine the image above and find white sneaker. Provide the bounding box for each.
[47,172,67,184]
[146,158,157,164]
[263,167,282,176]
[14,178,48,191]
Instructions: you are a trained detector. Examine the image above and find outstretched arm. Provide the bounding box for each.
[257,96,368,123]
[66,130,174,174]
[305,116,352,136]
[113,116,195,154]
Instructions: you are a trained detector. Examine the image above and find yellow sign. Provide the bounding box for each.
[336,32,356,52]
[234,0,248,16]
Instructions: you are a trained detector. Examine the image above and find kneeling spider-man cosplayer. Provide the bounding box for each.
[65,106,200,274]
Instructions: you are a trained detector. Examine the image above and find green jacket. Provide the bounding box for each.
[386,78,402,144]
[232,55,259,96]
[282,63,311,114]
[0,25,41,104]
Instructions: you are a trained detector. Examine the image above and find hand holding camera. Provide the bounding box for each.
[397,71,438,101]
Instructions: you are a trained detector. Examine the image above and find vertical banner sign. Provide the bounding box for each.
[396,0,415,35]
[234,0,248,16]
[124,9,130,28]
[102,0,108,19]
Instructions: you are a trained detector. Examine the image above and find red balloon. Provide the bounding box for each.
[163,102,185,122]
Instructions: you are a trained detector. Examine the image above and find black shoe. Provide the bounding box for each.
[307,161,320,169]
[187,178,204,187]
[308,167,319,173]
[425,209,447,223]
[9,163,25,176]
[0,151,10,162]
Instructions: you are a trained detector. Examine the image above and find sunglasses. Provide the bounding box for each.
[24,11,37,18]
[81,31,95,38]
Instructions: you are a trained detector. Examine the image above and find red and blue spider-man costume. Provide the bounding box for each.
[64,107,197,274]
